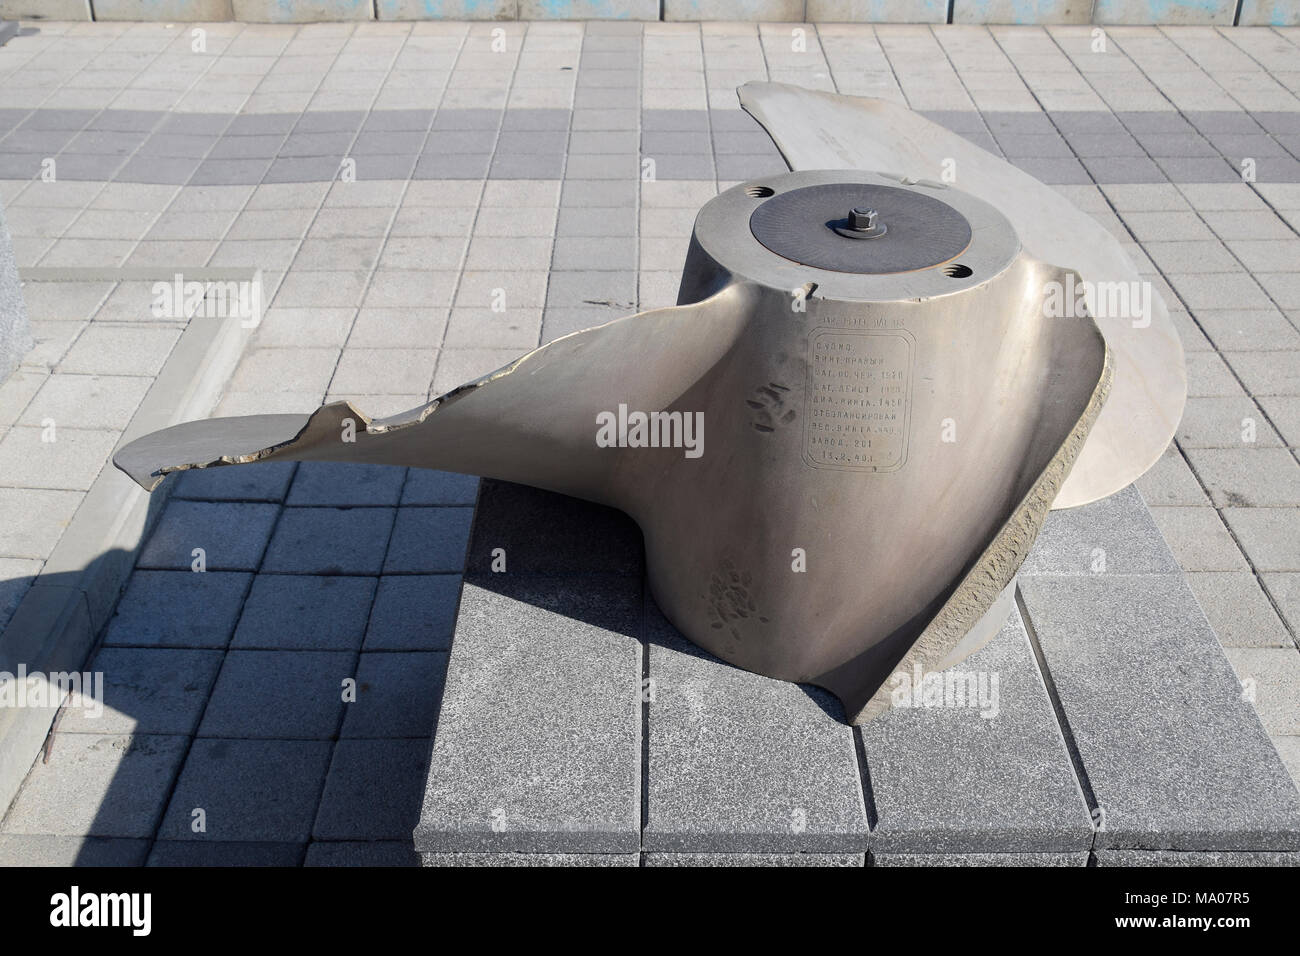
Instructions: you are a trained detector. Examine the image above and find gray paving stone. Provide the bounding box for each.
[1135,131,1218,159]
[1177,396,1282,448]
[158,738,333,843]
[464,480,642,576]
[137,501,279,571]
[715,154,788,181]
[644,602,868,854]
[261,506,396,575]
[1081,156,1168,184]
[862,602,1091,854]
[422,852,639,866]
[158,114,231,137]
[414,575,642,853]
[197,648,352,740]
[1184,447,1300,508]
[58,647,223,736]
[645,153,713,180]
[286,462,408,507]
[552,236,637,271]
[305,841,420,866]
[400,469,479,506]
[191,159,271,186]
[139,133,217,159]
[1277,736,1300,792]
[1187,571,1293,649]
[501,109,568,132]
[1019,574,1300,850]
[430,109,501,131]
[556,205,638,238]
[1062,131,1143,156]
[641,130,711,154]
[645,853,864,867]
[104,570,251,649]
[1225,351,1300,397]
[1260,572,1300,635]
[984,112,1055,136]
[872,851,1086,866]
[313,738,430,840]
[0,835,149,867]
[147,841,303,867]
[1020,486,1180,575]
[569,130,637,154]
[209,136,287,160]
[293,111,365,134]
[641,109,710,132]
[115,156,199,185]
[364,575,461,652]
[1224,647,1300,737]
[1148,506,1249,571]
[1,734,188,839]
[229,114,297,136]
[490,153,565,179]
[1222,507,1300,572]
[1009,156,1091,185]
[341,651,446,738]
[571,109,639,132]
[560,179,637,207]
[1094,849,1300,866]
[231,574,376,651]
[413,153,491,180]
[265,155,348,183]
[1134,445,1211,507]
[383,506,474,574]
[545,269,636,309]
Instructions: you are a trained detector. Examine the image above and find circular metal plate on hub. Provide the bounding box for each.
[749,183,972,275]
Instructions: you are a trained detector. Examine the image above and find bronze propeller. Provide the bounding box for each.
[115,84,1184,723]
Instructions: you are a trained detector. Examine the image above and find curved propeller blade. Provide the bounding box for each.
[738,81,1185,510]
[115,287,755,502]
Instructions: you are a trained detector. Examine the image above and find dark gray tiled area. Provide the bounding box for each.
[4,105,1300,186]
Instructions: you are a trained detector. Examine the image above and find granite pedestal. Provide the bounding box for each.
[415,480,1300,866]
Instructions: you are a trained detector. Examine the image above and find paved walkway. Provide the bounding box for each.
[0,19,1297,864]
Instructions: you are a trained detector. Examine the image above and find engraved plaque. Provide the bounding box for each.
[803,329,913,472]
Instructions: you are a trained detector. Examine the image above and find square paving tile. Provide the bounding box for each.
[60,647,224,736]
[1222,507,1300,572]
[103,570,251,649]
[261,506,396,575]
[157,738,333,842]
[231,574,377,651]
[312,738,430,841]
[137,501,280,572]
[198,649,354,739]
[1,734,188,839]
[341,651,447,739]
[285,462,408,507]
[383,506,474,573]
[364,574,461,651]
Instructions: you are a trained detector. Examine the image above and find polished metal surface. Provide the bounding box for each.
[738,81,1185,510]
[115,169,1110,724]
